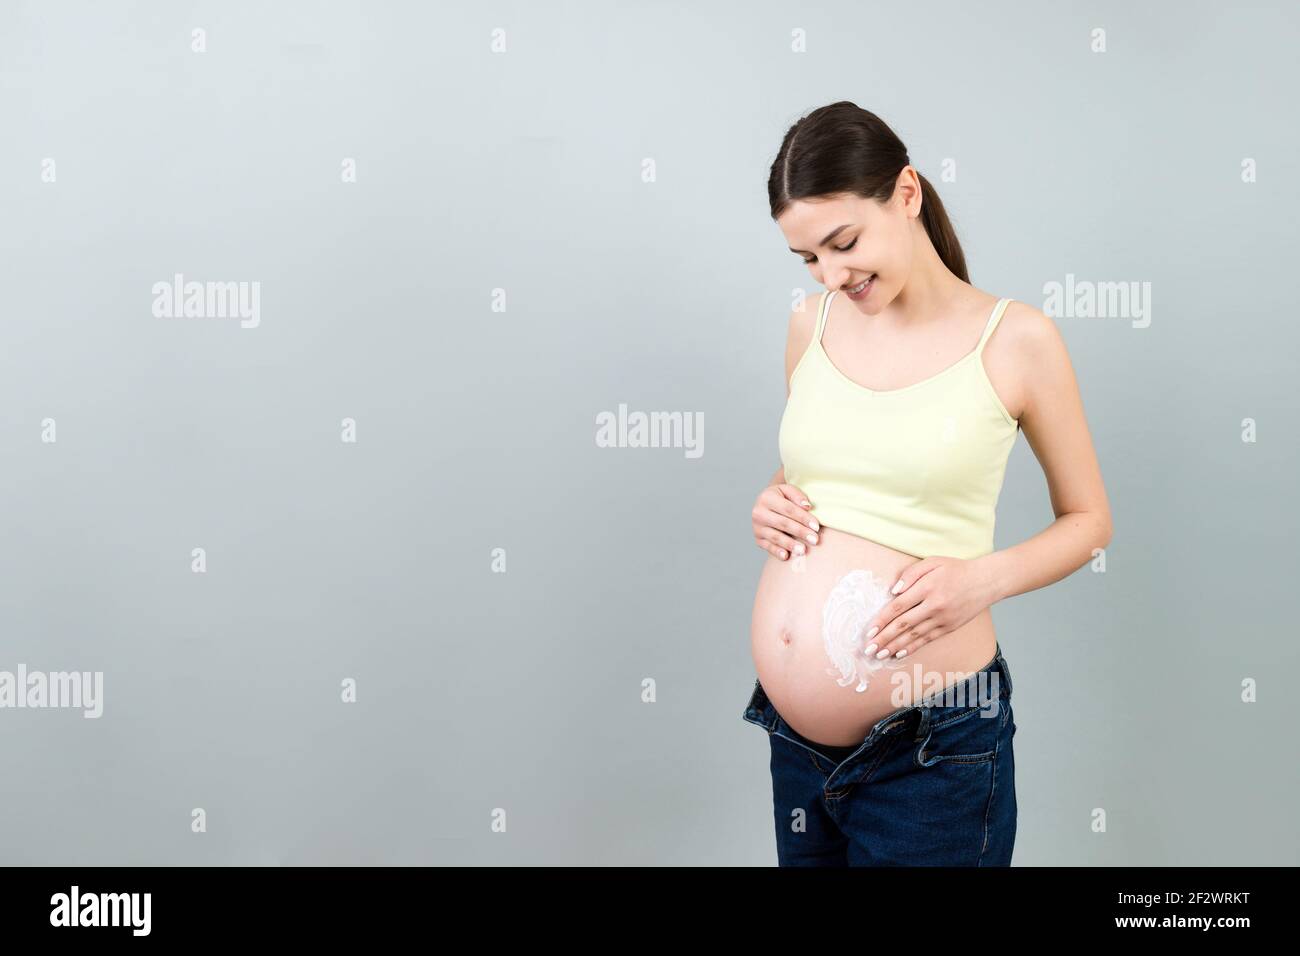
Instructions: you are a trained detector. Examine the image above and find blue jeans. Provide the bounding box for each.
[741,644,1018,866]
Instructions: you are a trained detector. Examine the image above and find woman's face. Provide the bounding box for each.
[776,169,921,311]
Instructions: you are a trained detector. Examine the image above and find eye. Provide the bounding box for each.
[801,237,857,265]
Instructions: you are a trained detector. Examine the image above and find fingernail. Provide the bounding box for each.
[875,647,891,659]
[801,500,811,507]
[806,534,817,544]
[809,519,819,531]
[864,643,877,656]
[891,580,904,594]
[895,649,907,659]
[794,543,804,555]
[865,626,878,640]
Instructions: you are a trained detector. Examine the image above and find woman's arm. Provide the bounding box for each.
[766,297,815,494]
[977,304,1114,604]
[751,300,820,558]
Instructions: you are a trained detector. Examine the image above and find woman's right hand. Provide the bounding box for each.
[751,484,820,560]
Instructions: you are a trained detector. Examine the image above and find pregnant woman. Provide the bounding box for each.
[743,102,1113,866]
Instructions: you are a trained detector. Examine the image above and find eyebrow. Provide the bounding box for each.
[788,224,855,256]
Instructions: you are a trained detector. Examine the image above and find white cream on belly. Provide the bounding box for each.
[821,569,909,693]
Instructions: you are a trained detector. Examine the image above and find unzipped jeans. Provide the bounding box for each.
[741,644,1018,866]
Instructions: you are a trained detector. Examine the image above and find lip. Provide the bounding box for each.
[845,275,875,301]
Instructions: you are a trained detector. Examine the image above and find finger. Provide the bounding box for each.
[758,526,806,557]
[868,603,933,660]
[777,484,813,509]
[887,628,937,660]
[763,490,820,536]
[862,589,926,652]
[888,558,936,595]
[756,506,819,549]
[889,634,930,658]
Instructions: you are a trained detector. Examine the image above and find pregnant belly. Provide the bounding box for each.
[750,525,996,746]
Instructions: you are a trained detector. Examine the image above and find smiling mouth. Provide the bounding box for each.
[848,275,875,294]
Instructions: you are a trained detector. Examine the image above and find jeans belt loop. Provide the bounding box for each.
[913,705,932,742]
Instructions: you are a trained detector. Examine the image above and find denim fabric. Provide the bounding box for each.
[742,644,1018,866]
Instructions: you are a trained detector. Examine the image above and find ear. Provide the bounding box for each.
[896,166,924,218]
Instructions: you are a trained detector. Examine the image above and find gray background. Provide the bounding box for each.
[1,0,1297,865]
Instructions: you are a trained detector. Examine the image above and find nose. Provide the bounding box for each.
[824,266,851,292]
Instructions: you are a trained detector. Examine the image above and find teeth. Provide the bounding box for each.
[850,275,874,293]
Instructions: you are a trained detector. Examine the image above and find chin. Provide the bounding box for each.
[856,282,892,312]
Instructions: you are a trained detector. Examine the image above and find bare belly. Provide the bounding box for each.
[750,526,996,746]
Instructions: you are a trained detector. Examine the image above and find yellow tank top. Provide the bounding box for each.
[778,290,1019,560]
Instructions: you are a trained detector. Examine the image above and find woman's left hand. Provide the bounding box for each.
[863,556,998,660]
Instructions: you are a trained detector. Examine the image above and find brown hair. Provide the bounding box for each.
[768,101,969,284]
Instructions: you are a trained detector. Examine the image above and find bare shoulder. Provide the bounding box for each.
[981,298,1073,422]
[1000,298,1062,346]
[783,292,823,393]
[995,299,1075,375]
[787,290,824,338]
